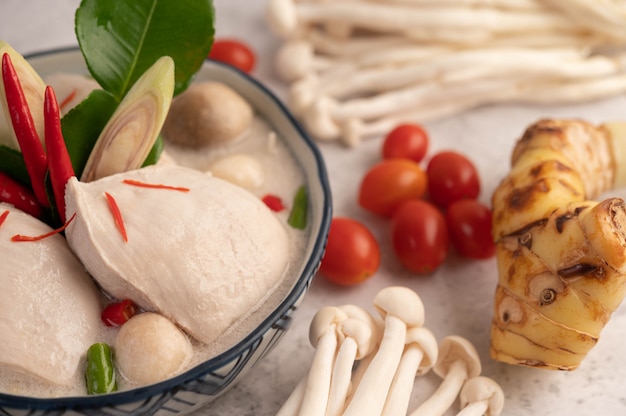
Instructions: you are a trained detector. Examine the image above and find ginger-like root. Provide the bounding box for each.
[490,119,626,370]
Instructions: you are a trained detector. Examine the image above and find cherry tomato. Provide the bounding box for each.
[208,39,256,73]
[319,217,380,286]
[446,199,496,259]
[359,159,427,216]
[101,299,137,327]
[426,150,480,209]
[391,200,449,274]
[382,123,429,163]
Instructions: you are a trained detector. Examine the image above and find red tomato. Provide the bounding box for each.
[101,299,137,327]
[446,199,496,259]
[359,159,427,216]
[391,200,449,274]
[382,123,429,163]
[319,217,380,286]
[426,151,480,208]
[208,39,256,73]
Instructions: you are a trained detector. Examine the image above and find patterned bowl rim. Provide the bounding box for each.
[0,46,333,409]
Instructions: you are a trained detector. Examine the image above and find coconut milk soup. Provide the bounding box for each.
[0,113,309,397]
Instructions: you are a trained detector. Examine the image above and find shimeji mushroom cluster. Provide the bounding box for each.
[266,0,626,147]
[278,286,504,416]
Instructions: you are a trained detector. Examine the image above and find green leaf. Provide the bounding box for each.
[61,89,118,178]
[142,135,163,167]
[0,145,29,186]
[75,0,215,100]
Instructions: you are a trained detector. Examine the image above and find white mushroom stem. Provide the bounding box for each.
[341,316,407,416]
[298,306,347,416]
[368,0,544,9]
[342,287,425,416]
[409,336,482,416]
[302,75,523,142]
[477,31,609,49]
[381,327,439,416]
[543,0,626,42]
[326,305,381,416]
[409,359,470,416]
[266,0,577,38]
[308,50,622,122]
[325,335,358,416]
[300,46,599,103]
[345,351,374,403]
[306,28,416,57]
[277,38,454,84]
[457,376,505,416]
[303,64,626,145]
[306,28,452,66]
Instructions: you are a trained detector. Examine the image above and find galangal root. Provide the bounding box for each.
[491,118,626,370]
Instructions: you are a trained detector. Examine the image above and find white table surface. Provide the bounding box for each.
[2,1,626,415]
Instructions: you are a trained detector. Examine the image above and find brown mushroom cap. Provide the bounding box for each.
[373,286,425,327]
[434,335,482,379]
[162,81,253,148]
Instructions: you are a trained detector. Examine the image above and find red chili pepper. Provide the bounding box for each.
[104,192,128,242]
[0,171,44,218]
[1,53,49,208]
[262,194,286,212]
[101,299,137,327]
[44,86,75,223]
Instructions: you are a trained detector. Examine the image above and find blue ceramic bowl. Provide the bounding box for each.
[0,48,332,415]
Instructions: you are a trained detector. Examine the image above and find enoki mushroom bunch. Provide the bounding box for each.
[278,286,504,416]
[266,0,626,147]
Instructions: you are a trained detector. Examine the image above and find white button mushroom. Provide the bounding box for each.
[114,312,193,386]
[275,40,339,83]
[208,153,265,191]
[342,286,425,416]
[457,376,505,416]
[382,326,439,416]
[162,81,253,147]
[409,335,482,416]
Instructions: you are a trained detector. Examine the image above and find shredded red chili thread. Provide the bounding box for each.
[59,88,77,111]
[105,192,128,243]
[122,179,190,192]
[11,213,76,242]
[0,210,9,227]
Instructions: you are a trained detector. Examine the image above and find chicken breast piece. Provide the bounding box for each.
[0,203,102,385]
[65,164,290,345]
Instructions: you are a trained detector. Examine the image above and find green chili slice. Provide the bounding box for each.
[288,185,308,230]
[85,342,118,395]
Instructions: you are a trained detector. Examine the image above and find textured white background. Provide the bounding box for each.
[2,1,626,415]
